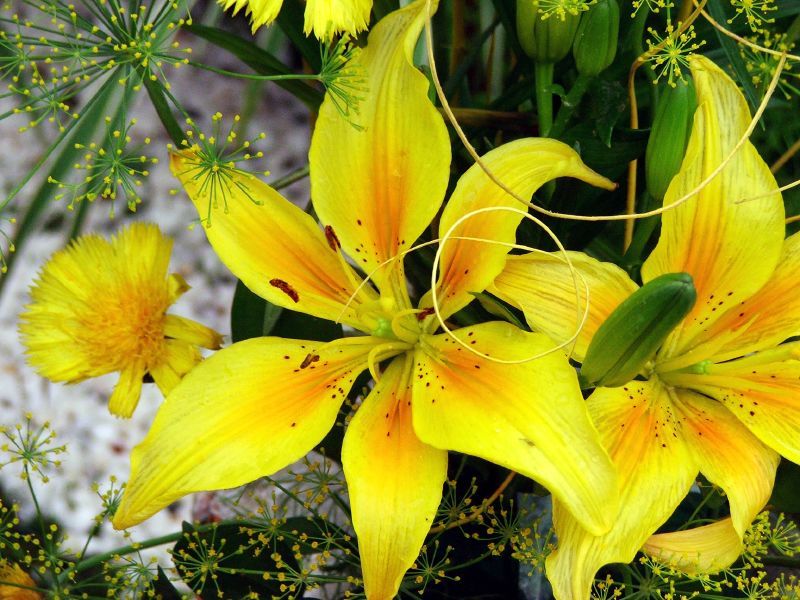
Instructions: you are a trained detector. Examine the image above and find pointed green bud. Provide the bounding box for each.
[645,80,697,200]
[572,0,620,76]
[516,0,582,63]
[581,273,696,387]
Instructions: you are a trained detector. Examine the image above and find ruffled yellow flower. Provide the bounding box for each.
[491,56,792,598]
[19,223,223,419]
[0,562,41,600]
[111,2,620,597]
[219,0,372,39]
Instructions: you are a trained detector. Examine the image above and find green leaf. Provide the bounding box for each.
[769,459,800,513]
[231,280,284,343]
[184,23,323,110]
[470,292,527,330]
[271,308,343,342]
[276,0,323,72]
[150,566,183,599]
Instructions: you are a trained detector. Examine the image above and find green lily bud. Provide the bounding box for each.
[581,273,696,388]
[645,80,697,200]
[573,0,620,76]
[516,0,582,63]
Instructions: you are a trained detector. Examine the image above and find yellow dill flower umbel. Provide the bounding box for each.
[0,562,41,600]
[219,0,373,40]
[19,223,223,419]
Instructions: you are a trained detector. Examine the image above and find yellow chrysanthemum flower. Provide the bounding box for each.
[219,0,373,40]
[19,223,223,419]
[0,562,41,600]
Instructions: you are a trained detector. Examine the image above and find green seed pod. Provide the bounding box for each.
[516,0,582,63]
[573,0,620,76]
[645,80,697,200]
[581,272,696,388]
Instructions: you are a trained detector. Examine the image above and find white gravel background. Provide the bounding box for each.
[0,49,313,570]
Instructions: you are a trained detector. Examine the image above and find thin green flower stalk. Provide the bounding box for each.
[742,31,800,100]
[0,216,16,274]
[172,112,269,225]
[405,541,460,594]
[0,414,65,483]
[318,36,367,125]
[0,0,192,126]
[48,116,158,215]
[645,21,705,87]
[728,0,777,34]
[630,0,673,17]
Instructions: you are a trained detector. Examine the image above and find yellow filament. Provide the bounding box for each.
[422,0,788,229]
[430,205,590,365]
[389,308,427,344]
[366,342,412,383]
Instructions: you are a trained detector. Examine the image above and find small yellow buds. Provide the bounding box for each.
[581,273,696,387]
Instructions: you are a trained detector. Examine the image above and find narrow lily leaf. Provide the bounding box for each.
[185,24,323,110]
[231,279,284,342]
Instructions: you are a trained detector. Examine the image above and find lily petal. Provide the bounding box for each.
[669,349,800,465]
[642,55,784,359]
[684,232,800,363]
[113,336,377,529]
[673,389,778,539]
[309,0,450,303]
[546,381,697,600]
[426,140,615,320]
[171,152,375,329]
[489,251,638,361]
[343,355,447,600]
[411,322,617,536]
[642,518,743,574]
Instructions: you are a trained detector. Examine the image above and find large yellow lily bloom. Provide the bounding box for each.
[491,55,789,598]
[112,1,620,597]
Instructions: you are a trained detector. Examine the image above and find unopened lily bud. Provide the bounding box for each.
[645,80,697,200]
[516,0,582,63]
[573,0,620,76]
[581,273,696,387]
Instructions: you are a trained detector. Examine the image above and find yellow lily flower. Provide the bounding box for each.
[219,0,372,39]
[18,223,223,418]
[112,1,619,597]
[0,562,41,600]
[491,55,790,598]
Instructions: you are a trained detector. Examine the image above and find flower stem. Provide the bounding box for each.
[534,62,555,137]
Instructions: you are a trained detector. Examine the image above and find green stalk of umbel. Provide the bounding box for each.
[516,0,581,137]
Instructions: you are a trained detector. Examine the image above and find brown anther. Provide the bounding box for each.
[324,225,341,251]
[416,307,435,321]
[299,353,320,369]
[269,278,299,302]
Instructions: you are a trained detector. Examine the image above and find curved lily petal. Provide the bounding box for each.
[673,389,777,539]
[304,0,372,39]
[343,355,447,600]
[669,348,800,465]
[546,381,696,600]
[685,232,800,364]
[489,251,638,361]
[171,152,375,329]
[642,518,743,575]
[642,56,784,359]
[425,140,615,320]
[113,336,378,529]
[411,322,617,536]
[310,0,449,303]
